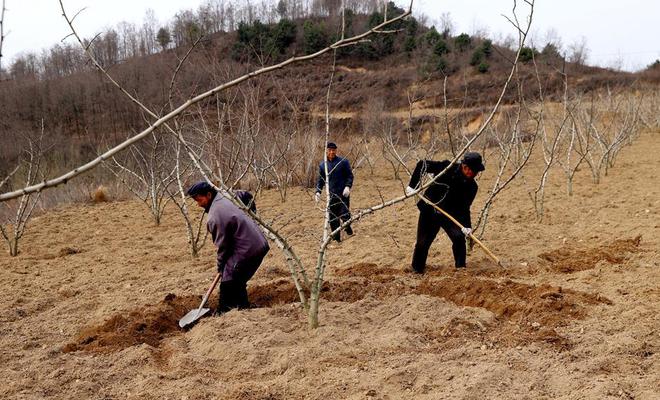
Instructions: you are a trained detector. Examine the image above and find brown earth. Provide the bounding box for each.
[0,130,658,399]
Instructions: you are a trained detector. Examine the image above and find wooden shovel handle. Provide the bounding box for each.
[198,273,222,310]
[417,194,503,268]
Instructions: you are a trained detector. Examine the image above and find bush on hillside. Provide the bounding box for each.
[404,36,417,53]
[425,26,441,46]
[470,49,484,66]
[433,39,450,57]
[519,46,537,63]
[303,20,328,54]
[232,19,297,61]
[454,33,472,52]
[481,39,493,57]
[436,56,448,74]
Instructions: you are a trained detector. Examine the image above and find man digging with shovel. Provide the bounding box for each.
[185,182,270,323]
[406,152,485,273]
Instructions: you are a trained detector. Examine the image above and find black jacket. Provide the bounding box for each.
[316,156,354,196]
[408,160,478,227]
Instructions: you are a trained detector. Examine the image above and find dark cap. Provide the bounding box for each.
[326,142,337,149]
[186,181,217,197]
[462,152,485,173]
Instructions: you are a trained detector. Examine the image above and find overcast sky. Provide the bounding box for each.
[2,0,659,72]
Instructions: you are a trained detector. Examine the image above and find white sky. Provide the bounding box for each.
[414,0,660,72]
[1,0,205,61]
[2,0,659,72]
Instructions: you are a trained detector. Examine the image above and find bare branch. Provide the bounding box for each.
[0,0,6,72]
[0,165,19,191]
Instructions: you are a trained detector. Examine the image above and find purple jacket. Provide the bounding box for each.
[207,195,269,282]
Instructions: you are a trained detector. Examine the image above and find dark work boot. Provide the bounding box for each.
[411,265,425,274]
[345,225,354,236]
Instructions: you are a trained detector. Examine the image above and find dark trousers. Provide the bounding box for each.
[218,250,268,313]
[218,280,249,312]
[411,211,466,272]
[329,194,352,241]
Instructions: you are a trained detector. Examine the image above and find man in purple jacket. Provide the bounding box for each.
[187,182,270,313]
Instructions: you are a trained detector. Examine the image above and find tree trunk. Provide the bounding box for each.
[9,237,18,256]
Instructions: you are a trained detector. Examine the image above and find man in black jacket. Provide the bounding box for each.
[315,142,354,242]
[406,152,485,272]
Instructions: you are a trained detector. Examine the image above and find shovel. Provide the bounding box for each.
[179,273,221,329]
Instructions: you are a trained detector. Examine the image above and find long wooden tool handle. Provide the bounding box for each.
[197,273,222,310]
[417,194,503,268]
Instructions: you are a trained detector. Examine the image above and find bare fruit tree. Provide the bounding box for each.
[590,90,642,178]
[1,124,46,256]
[378,89,435,180]
[571,90,642,185]
[472,71,540,236]
[523,56,555,221]
[104,132,177,225]
[639,89,660,129]
[167,139,208,258]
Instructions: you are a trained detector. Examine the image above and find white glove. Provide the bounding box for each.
[461,227,473,236]
[314,192,321,203]
[342,187,350,197]
[405,186,416,196]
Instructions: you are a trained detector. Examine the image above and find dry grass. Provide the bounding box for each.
[91,185,110,203]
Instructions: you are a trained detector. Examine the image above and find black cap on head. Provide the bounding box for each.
[462,152,485,173]
[326,142,337,149]
[186,181,216,197]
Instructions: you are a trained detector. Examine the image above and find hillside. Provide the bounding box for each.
[0,6,651,177]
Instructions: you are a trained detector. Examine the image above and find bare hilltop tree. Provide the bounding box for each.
[0,0,6,73]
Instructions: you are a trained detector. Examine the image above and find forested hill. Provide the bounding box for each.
[1,0,657,170]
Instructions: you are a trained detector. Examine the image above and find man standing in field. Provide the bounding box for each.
[405,152,485,272]
[315,142,354,242]
[187,182,269,313]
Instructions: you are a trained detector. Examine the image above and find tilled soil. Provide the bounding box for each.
[1,131,658,399]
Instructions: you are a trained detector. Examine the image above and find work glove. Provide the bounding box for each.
[461,227,473,237]
[314,192,321,203]
[405,186,416,196]
[342,186,350,197]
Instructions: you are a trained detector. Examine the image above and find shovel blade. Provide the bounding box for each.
[179,307,211,328]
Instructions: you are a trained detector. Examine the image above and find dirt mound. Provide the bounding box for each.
[249,277,408,306]
[64,279,381,354]
[417,276,609,327]
[251,274,611,328]
[334,262,406,278]
[538,236,641,273]
[62,293,200,353]
[249,278,300,307]
[417,276,611,348]
[65,273,611,354]
[249,273,611,348]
